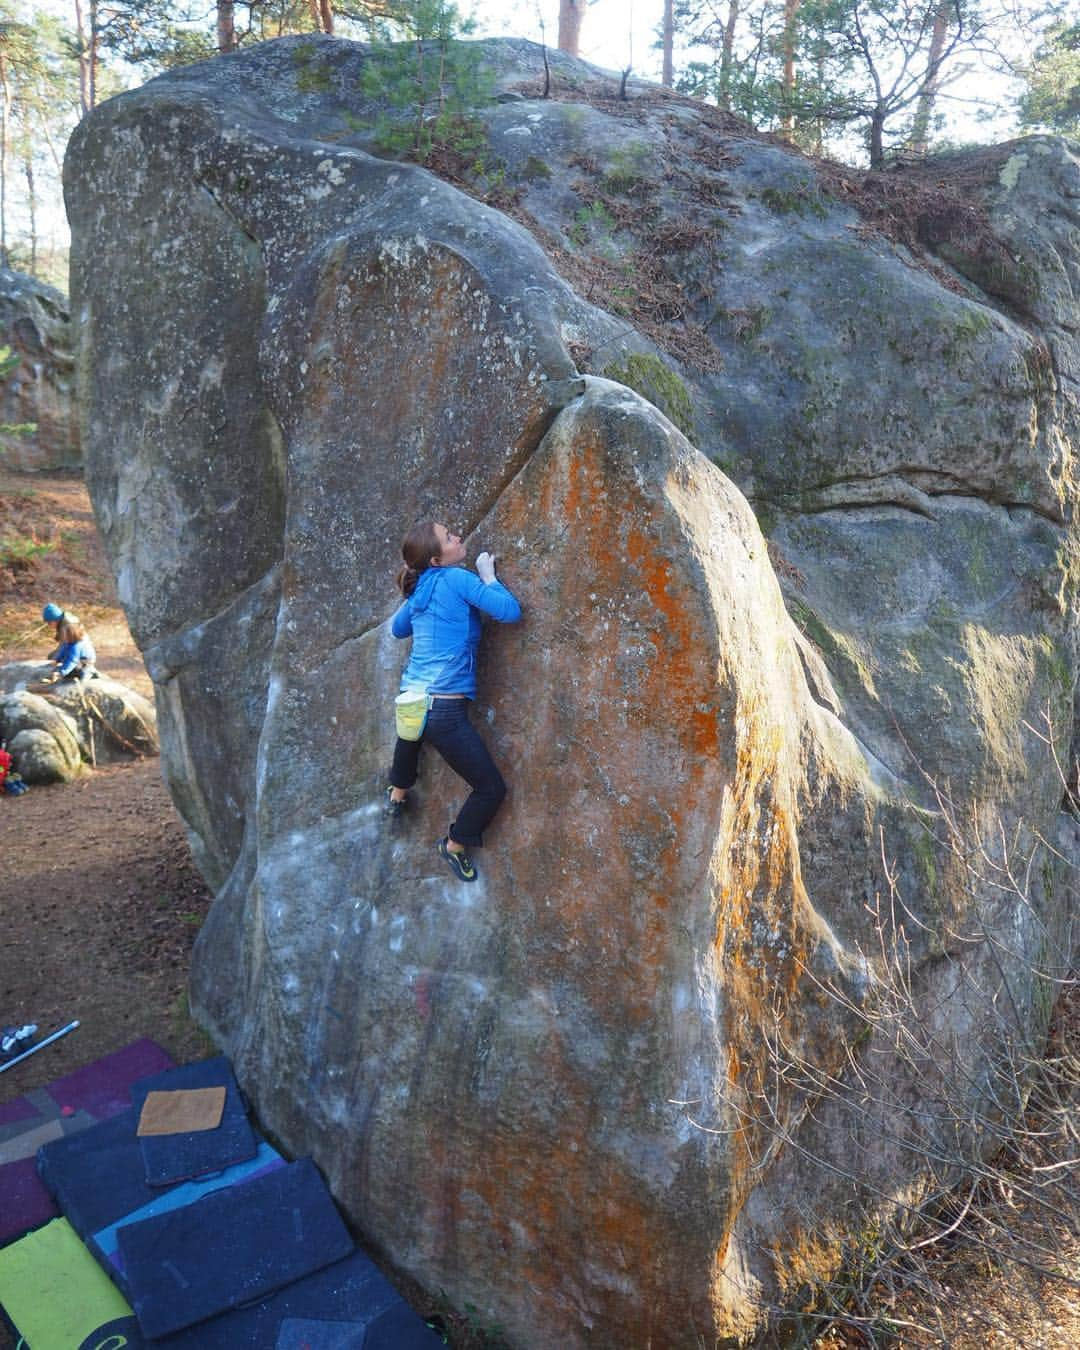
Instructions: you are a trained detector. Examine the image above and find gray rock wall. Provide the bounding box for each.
[65,36,1078,1348]
[0,267,79,470]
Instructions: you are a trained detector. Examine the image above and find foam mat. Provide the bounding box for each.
[0,1038,172,1245]
[117,1157,354,1338]
[0,1217,144,1348]
[128,1054,256,1185]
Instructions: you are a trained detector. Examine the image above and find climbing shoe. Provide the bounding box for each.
[438,836,477,883]
[383,787,407,819]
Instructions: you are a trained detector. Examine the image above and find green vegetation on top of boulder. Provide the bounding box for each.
[602,352,695,440]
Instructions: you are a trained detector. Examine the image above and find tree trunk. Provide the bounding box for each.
[558,0,585,57]
[781,0,799,137]
[89,0,99,110]
[811,45,825,154]
[869,106,886,170]
[319,0,334,35]
[413,35,425,157]
[909,0,951,154]
[217,0,236,53]
[74,0,90,116]
[37,97,63,176]
[0,54,8,266]
[718,0,739,110]
[24,150,35,274]
[662,0,674,87]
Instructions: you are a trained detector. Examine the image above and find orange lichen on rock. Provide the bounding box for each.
[486,423,730,1033]
[444,1071,722,1344]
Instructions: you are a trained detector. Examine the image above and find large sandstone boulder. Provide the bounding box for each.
[0,663,158,782]
[65,37,1078,1346]
[0,268,79,470]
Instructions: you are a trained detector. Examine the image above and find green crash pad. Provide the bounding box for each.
[0,1216,136,1348]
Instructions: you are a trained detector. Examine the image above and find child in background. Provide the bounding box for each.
[0,744,27,795]
[42,606,97,682]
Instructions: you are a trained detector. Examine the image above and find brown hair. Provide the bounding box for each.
[397,520,443,597]
[58,617,86,643]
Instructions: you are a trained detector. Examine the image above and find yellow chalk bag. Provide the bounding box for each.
[394,690,432,741]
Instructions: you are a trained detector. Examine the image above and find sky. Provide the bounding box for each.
[469,0,662,78]
[16,0,1045,265]
[467,0,1036,143]
[30,0,661,75]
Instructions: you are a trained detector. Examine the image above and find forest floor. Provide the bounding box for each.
[0,466,213,1093]
[0,468,1076,1349]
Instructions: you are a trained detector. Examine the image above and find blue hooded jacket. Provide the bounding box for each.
[54,636,96,677]
[392,565,521,698]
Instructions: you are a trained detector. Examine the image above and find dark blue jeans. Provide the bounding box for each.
[390,697,507,848]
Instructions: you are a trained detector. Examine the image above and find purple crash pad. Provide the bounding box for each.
[47,1039,174,1119]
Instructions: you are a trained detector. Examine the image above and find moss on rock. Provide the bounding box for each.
[603,352,696,440]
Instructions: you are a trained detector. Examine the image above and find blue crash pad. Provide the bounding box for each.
[35,1114,440,1348]
[0,1219,442,1350]
[154,1249,441,1348]
[117,1156,355,1338]
[363,1298,449,1348]
[129,1054,257,1185]
[37,1108,158,1239]
[99,1141,284,1276]
[37,1108,285,1288]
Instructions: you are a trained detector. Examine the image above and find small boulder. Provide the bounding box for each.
[0,688,82,782]
[7,727,80,784]
[0,662,158,783]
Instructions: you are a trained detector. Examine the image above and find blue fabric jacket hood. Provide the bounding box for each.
[392,565,521,698]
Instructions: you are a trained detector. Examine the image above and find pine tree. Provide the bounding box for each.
[0,7,43,265]
[675,0,1057,168]
[358,2,493,166]
[1018,22,1080,136]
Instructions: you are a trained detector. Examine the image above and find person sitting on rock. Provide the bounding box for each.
[46,613,98,682]
[387,520,521,884]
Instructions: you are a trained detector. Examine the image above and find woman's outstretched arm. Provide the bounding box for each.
[452,566,521,623]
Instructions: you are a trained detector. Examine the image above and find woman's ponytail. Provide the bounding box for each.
[397,520,443,597]
[397,561,418,597]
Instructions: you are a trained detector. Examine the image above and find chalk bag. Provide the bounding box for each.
[395,690,431,742]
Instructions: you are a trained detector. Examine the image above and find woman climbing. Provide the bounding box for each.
[387,521,521,883]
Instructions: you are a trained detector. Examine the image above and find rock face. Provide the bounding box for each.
[65,37,1078,1347]
[0,268,79,470]
[0,664,158,782]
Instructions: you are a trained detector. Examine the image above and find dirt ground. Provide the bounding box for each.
[1,467,212,1092]
[0,469,1076,1348]
[0,759,215,1087]
[0,477,216,1346]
